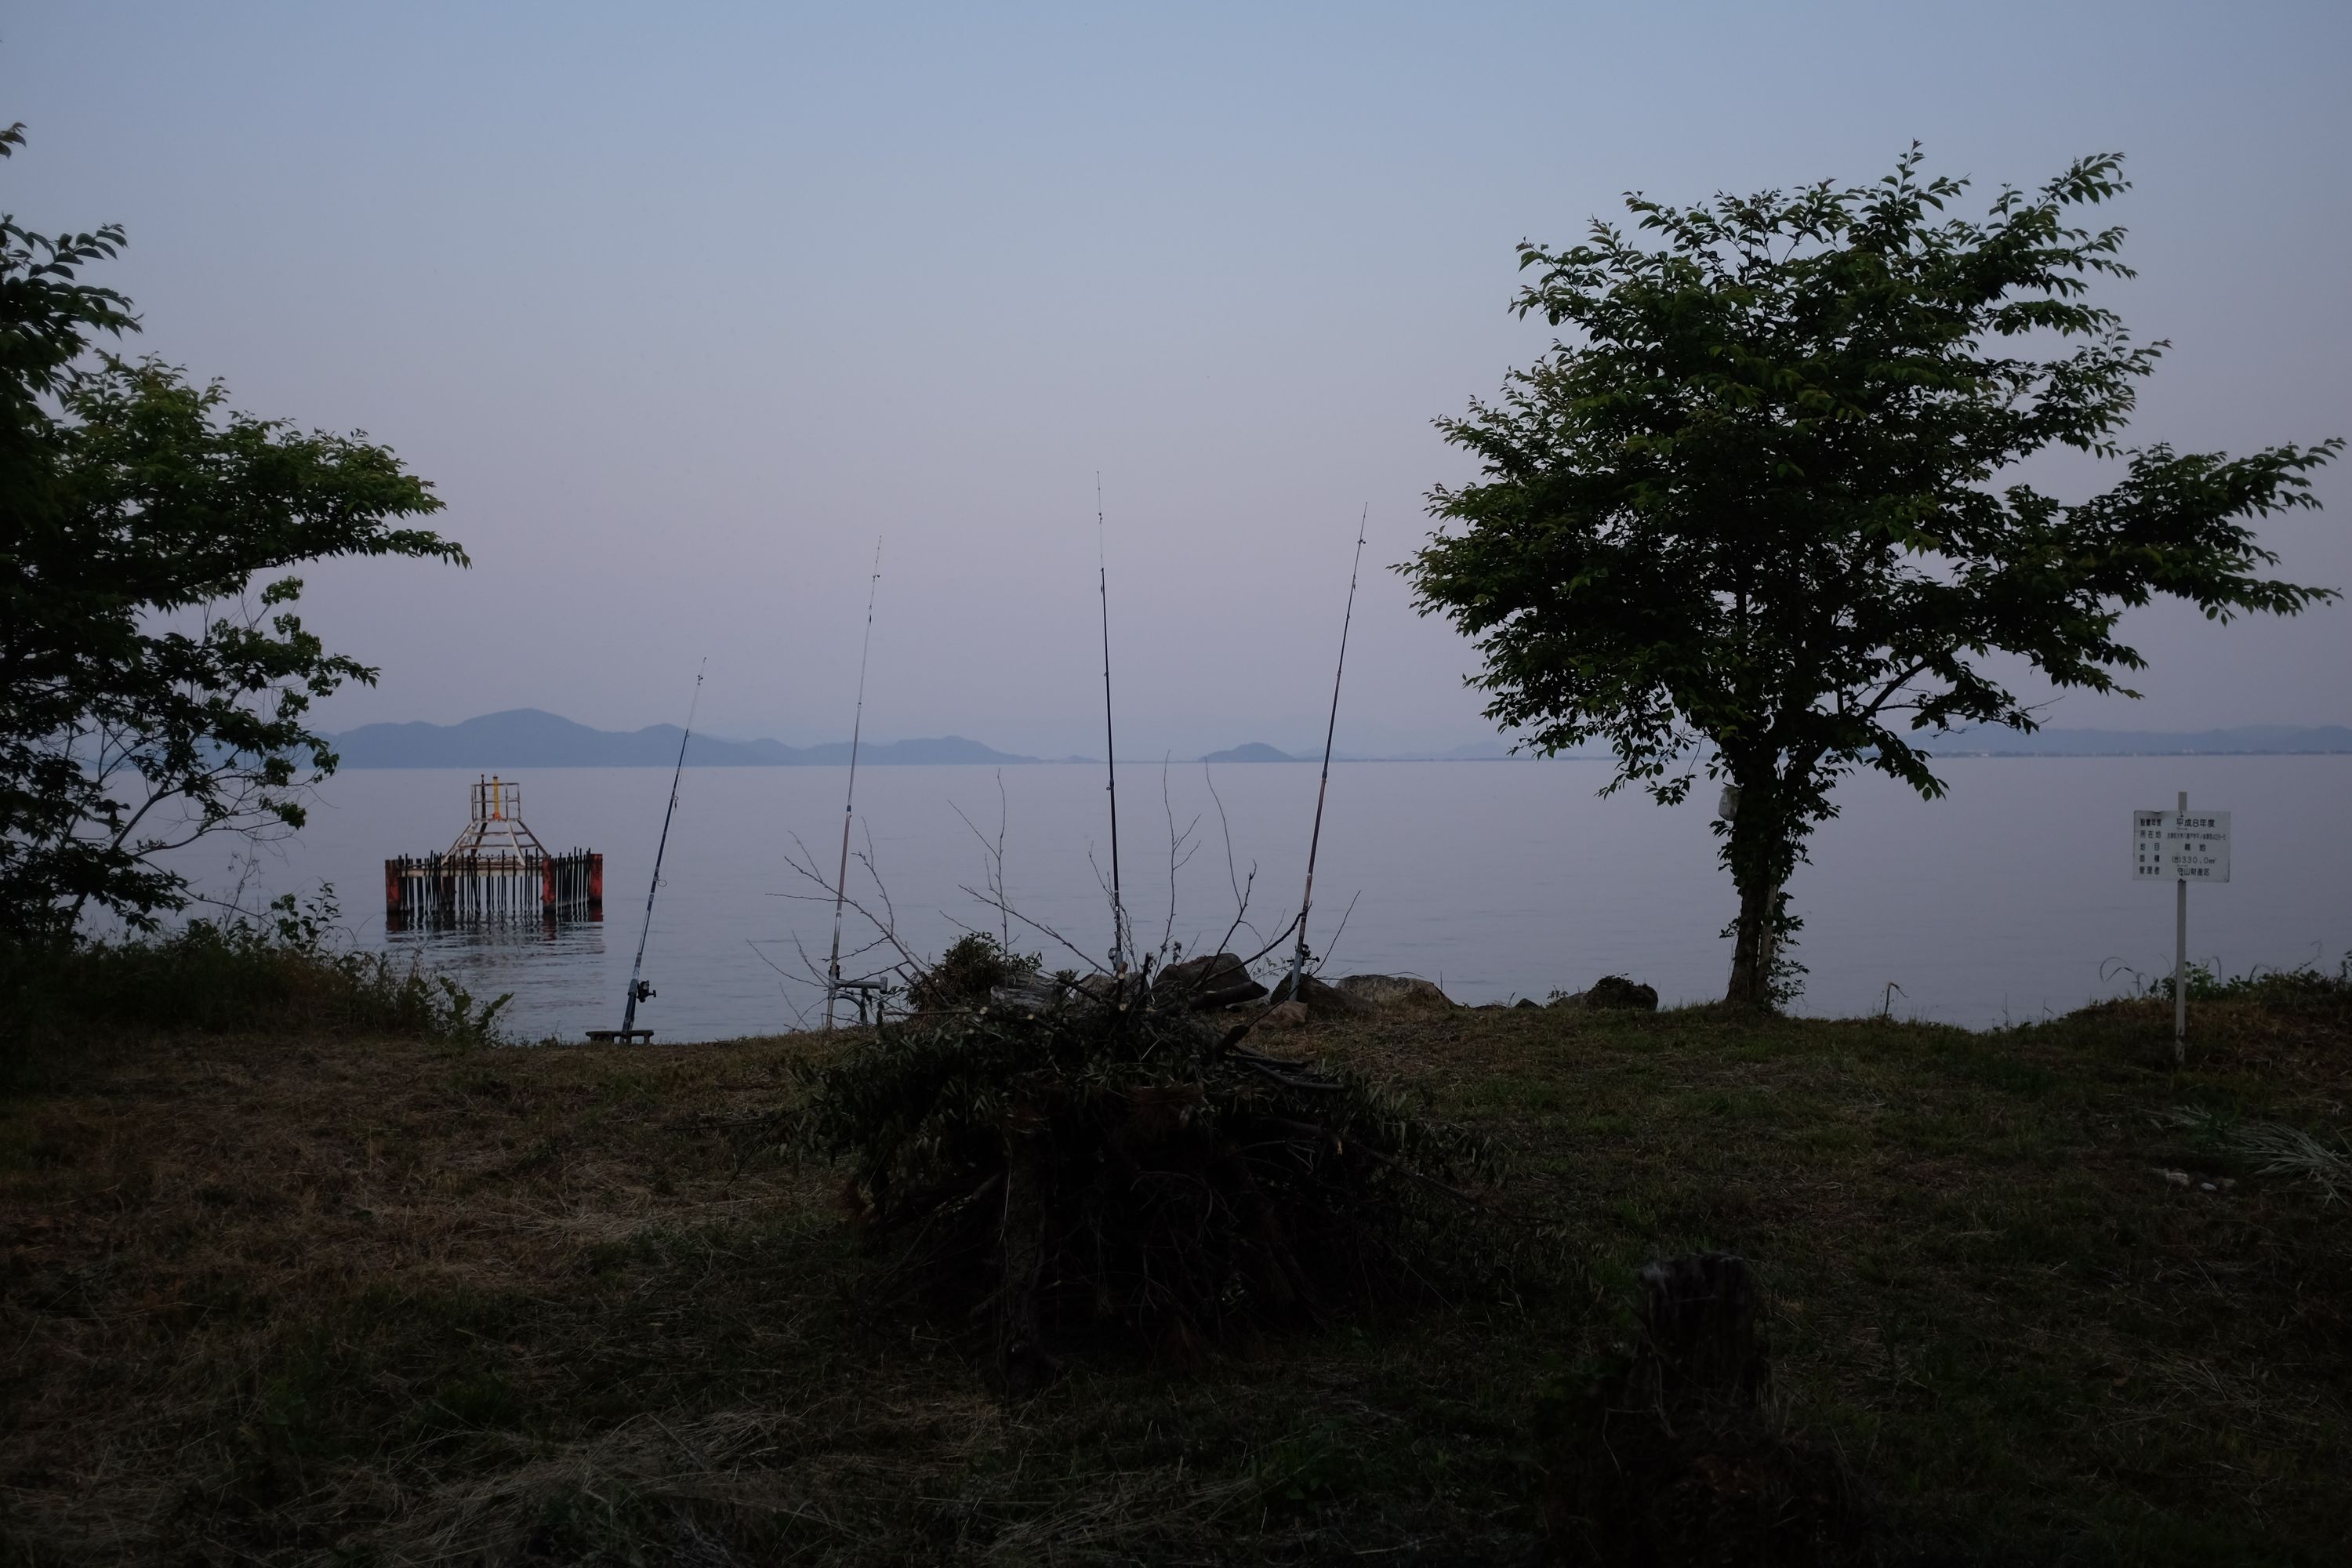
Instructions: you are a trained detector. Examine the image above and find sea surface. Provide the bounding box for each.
[161,756,2351,1043]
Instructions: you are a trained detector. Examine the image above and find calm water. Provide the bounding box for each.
[167,757,2351,1042]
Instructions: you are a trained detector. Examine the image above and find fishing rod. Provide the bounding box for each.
[619,658,705,1040]
[1285,505,1369,1002]
[826,538,883,1029]
[1097,473,1127,978]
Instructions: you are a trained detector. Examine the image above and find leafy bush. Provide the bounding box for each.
[790,971,1505,1390]
[904,931,1039,1014]
[5,887,510,1058]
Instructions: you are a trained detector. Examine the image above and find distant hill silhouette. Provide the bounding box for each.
[1942,725,2352,757]
[325,711,2352,768]
[327,709,1038,768]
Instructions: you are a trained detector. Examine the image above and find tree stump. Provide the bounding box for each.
[1635,1250,1766,1408]
[1535,1253,1871,1563]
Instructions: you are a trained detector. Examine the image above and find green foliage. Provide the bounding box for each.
[789,982,1506,1371]
[904,931,1039,1013]
[1404,147,2339,1004]
[1,124,466,940]
[2,885,511,1059]
[2154,955,2352,1007]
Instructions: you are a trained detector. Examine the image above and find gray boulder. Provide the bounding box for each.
[1269,970,1374,1018]
[1583,975,1659,1011]
[1156,951,1267,1006]
[1333,973,1454,1010]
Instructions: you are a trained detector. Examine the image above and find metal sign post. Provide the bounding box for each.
[2132,792,2232,1064]
[2175,792,2187,1053]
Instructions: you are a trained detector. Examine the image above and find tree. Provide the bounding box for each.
[2,125,466,941]
[1404,149,2339,1006]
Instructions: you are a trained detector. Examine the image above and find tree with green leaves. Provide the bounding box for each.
[2,124,466,941]
[1405,149,2339,1007]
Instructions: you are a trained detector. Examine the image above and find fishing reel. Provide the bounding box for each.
[630,979,655,1004]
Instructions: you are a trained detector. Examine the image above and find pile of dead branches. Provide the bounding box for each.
[789,959,1505,1392]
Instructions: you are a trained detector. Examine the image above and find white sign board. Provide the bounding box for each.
[2132,809,2231,883]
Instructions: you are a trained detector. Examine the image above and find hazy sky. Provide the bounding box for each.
[8,2,2347,757]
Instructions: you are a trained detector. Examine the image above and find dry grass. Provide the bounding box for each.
[2,983,2347,1564]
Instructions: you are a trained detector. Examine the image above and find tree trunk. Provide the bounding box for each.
[1723,873,1774,1007]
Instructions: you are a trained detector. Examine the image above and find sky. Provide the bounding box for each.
[6,1,2348,759]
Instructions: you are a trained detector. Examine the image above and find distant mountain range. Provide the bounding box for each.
[327,710,1038,768]
[1940,725,2352,757]
[325,711,2352,769]
[1205,740,1517,763]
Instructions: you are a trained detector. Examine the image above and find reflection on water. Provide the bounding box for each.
[387,920,610,1043]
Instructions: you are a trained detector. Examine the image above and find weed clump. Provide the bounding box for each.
[2155,956,2352,1014]
[2160,1104,2352,1204]
[904,931,1040,1014]
[4,887,510,1066]
[790,964,1506,1391]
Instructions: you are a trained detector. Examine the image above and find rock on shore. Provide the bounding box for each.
[1334,974,1454,1011]
[1552,975,1659,1011]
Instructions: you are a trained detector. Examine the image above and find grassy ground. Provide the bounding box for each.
[2,985,2346,1564]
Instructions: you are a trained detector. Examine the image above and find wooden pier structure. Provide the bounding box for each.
[384,777,602,930]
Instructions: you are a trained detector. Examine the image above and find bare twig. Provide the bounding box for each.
[743,938,815,1029]
[775,832,920,977]
[957,882,1109,975]
[994,771,1011,949]
[1159,757,1202,960]
[948,774,1017,953]
[1315,890,1363,975]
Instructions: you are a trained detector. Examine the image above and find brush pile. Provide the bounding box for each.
[790,938,1504,1392]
